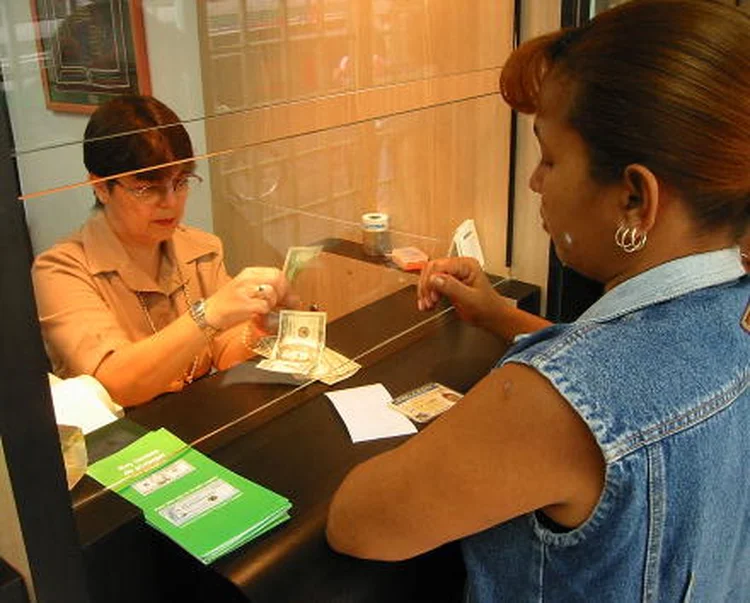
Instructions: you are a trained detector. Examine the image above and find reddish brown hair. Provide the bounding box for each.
[84,95,195,196]
[501,0,750,237]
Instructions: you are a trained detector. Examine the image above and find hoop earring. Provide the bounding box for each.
[615,224,647,253]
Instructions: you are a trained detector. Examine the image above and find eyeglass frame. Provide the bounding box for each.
[112,172,203,204]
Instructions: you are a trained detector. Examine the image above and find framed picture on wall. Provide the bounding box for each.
[30,0,151,114]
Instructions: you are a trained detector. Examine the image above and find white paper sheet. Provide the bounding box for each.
[325,383,417,443]
[50,374,123,435]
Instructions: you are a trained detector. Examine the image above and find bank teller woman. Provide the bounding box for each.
[32,95,290,407]
[327,1,749,600]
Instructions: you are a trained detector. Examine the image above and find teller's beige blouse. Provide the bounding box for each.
[32,210,248,380]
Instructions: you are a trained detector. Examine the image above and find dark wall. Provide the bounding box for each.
[0,77,90,603]
[546,0,604,322]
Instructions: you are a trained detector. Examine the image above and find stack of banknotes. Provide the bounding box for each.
[254,309,361,386]
[253,245,361,385]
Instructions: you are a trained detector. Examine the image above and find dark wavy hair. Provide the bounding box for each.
[83,95,195,207]
[500,0,750,238]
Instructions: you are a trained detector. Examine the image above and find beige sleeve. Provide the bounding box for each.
[32,247,131,377]
[190,237,266,367]
[192,241,246,364]
[198,231,232,289]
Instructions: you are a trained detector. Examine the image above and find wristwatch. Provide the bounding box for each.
[189,299,219,340]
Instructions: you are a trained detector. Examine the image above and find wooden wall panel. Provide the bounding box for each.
[509,0,562,313]
[198,1,515,316]
[293,252,419,323]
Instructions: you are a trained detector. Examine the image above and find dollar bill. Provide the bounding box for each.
[274,310,326,363]
[310,347,361,386]
[257,357,317,375]
[282,245,322,283]
[257,310,326,374]
[254,335,360,385]
[252,335,277,358]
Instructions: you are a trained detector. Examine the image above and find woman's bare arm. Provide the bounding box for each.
[326,363,604,561]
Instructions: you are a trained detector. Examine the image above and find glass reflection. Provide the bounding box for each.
[3,0,509,157]
[2,0,517,514]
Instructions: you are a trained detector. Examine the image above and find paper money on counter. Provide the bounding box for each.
[273,310,326,363]
[254,337,360,386]
[282,245,322,282]
[252,335,277,358]
[310,347,361,386]
[257,310,326,374]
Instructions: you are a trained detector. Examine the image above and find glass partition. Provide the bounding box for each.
[23,91,509,355]
[5,0,509,156]
[2,0,516,509]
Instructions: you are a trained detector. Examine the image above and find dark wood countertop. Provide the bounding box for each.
[72,276,527,602]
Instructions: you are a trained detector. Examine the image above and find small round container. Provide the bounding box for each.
[361,212,391,256]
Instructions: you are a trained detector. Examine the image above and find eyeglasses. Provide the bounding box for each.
[114,173,203,205]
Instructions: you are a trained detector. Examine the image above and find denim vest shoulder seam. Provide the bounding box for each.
[505,368,746,553]
[504,329,749,464]
[607,371,748,463]
[513,374,747,552]
[511,370,747,557]
[515,322,601,364]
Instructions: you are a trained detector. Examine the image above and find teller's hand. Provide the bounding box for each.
[205,267,290,330]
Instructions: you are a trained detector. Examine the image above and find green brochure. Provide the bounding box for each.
[88,428,291,564]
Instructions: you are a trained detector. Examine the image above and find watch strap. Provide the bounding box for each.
[189,299,219,340]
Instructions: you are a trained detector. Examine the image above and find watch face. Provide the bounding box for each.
[191,300,207,327]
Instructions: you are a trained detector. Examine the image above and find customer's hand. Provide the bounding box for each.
[205,267,291,330]
[417,257,500,328]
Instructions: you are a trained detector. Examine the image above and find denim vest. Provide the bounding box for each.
[462,249,750,602]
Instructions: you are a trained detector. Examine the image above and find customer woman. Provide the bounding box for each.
[327,1,749,600]
[33,96,291,407]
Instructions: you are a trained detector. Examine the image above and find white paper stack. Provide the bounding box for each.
[49,374,123,435]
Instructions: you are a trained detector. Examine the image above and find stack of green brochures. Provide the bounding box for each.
[87,428,292,564]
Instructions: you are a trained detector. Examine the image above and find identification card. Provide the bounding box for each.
[389,382,463,423]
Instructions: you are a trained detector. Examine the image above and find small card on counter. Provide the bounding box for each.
[389,382,463,423]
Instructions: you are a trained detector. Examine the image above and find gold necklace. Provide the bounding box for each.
[135,260,207,384]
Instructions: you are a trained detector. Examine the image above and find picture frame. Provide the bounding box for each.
[30,0,151,114]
